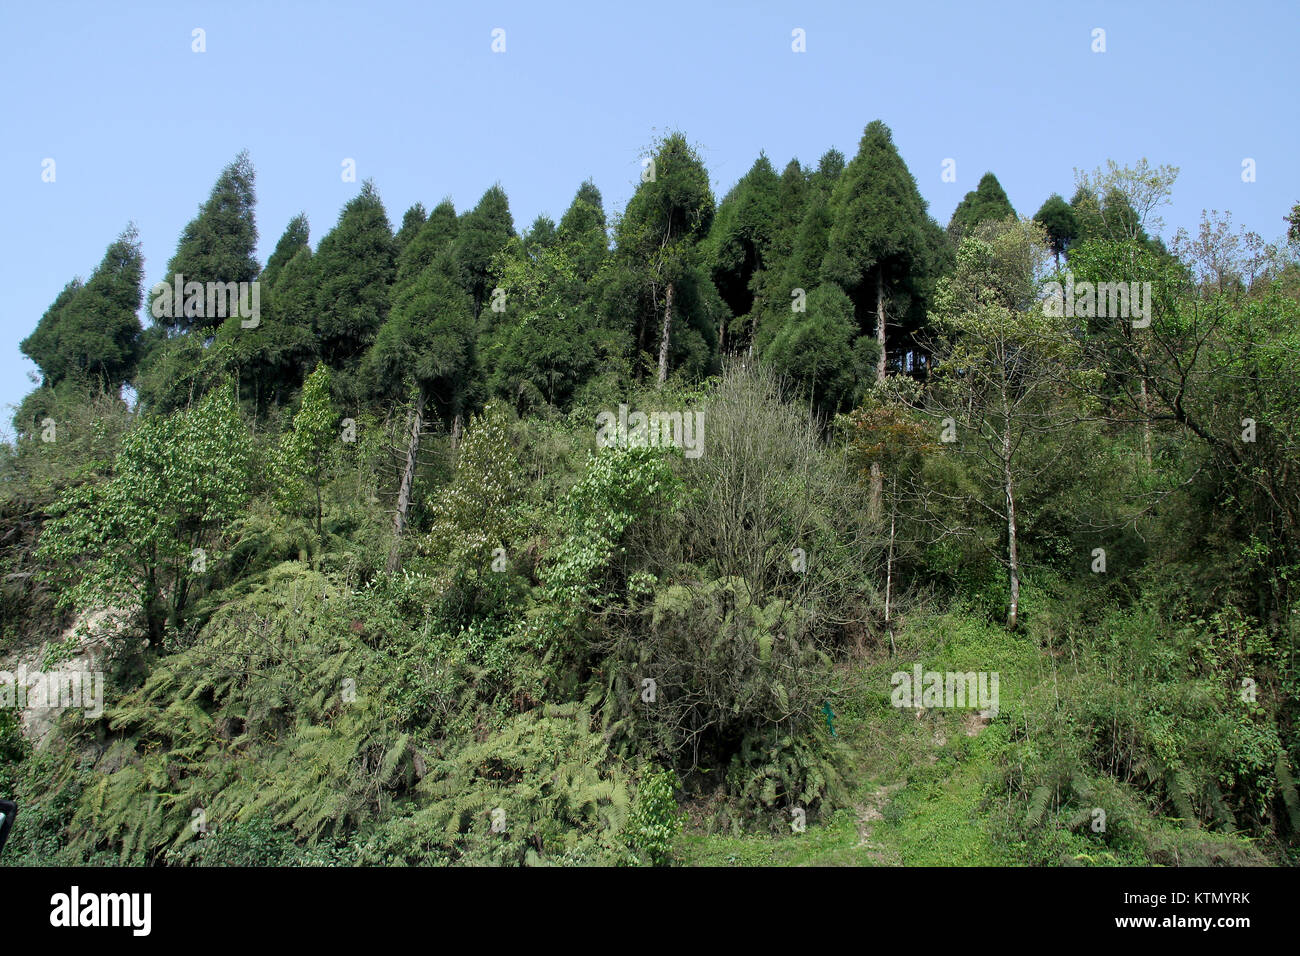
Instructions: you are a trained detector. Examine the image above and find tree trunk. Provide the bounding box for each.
[657,281,674,387]
[875,271,887,383]
[868,272,886,515]
[1003,423,1020,631]
[1139,377,1152,467]
[386,383,427,574]
[885,475,897,657]
[144,554,165,648]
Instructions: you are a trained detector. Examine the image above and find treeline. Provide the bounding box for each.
[17,122,1184,437]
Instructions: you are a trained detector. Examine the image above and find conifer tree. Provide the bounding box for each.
[260,213,309,290]
[454,185,515,317]
[207,213,318,414]
[396,199,459,286]
[273,363,337,540]
[159,152,260,334]
[756,155,845,355]
[394,202,428,255]
[947,172,1017,241]
[823,121,943,387]
[706,154,780,348]
[364,248,476,569]
[20,226,144,390]
[762,283,863,416]
[523,215,558,258]
[615,132,717,384]
[312,180,396,380]
[557,180,609,283]
[1033,194,1078,269]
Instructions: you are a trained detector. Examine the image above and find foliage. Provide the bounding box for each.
[38,384,255,647]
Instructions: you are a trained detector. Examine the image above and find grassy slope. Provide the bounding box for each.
[679,608,1036,866]
[677,602,1270,867]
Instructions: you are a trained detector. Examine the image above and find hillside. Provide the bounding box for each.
[2,133,1298,869]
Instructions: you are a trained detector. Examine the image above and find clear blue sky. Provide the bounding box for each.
[2,0,1296,425]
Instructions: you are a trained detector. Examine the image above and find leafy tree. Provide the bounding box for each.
[625,767,682,866]
[420,402,522,615]
[924,219,1083,629]
[38,384,255,646]
[272,364,337,540]
[1073,158,1179,245]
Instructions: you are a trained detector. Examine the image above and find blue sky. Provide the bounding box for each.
[2,0,1296,423]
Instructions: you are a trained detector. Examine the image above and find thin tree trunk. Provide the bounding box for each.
[1140,377,1152,467]
[869,272,887,516]
[386,383,426,574]
[875,271,887,383]
[885,475,897,657]
[657,281,674,386]
[1003,422,1020,630]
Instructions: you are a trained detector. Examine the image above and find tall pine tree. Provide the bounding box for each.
[312,180,396,388]
[947,171,1017,241]
[454,185,515,318]
[615,131,718,385]
[21,226,144,391]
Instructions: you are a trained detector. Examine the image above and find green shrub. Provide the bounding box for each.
[625,766,683,866]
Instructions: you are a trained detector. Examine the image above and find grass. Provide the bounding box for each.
[678,604,1045,867]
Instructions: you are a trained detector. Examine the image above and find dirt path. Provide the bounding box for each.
[853,782,904,864]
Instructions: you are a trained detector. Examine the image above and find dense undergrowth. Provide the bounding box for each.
[2,358,1297,866]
